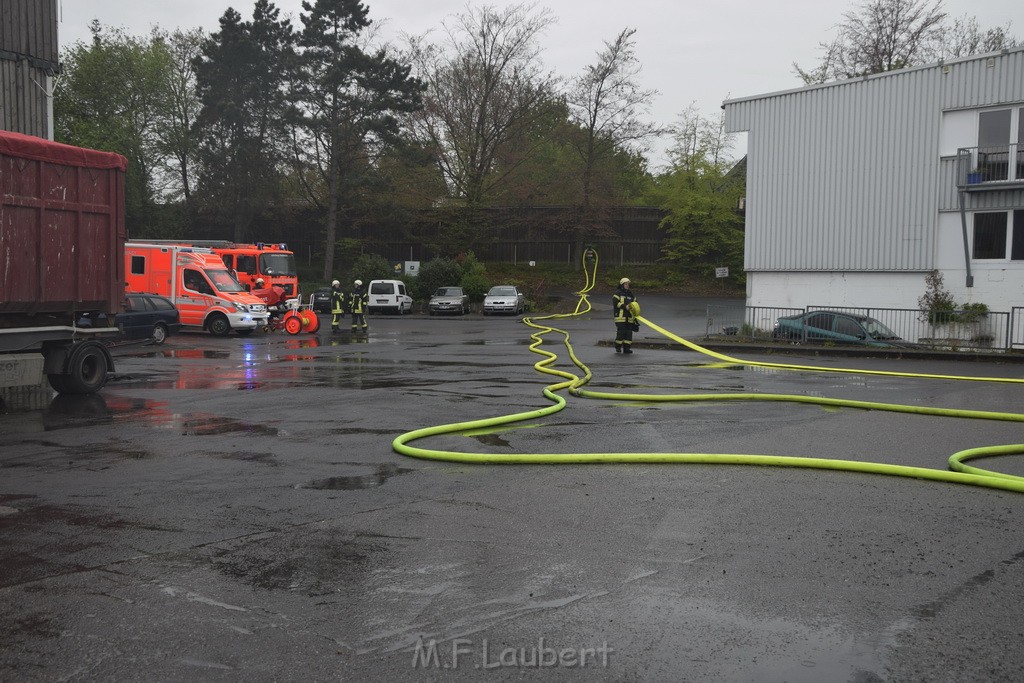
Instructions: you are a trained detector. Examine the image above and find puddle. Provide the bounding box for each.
[298,463,415,490]
[330,427,398,436]
[102,398,280,436]
[469,433,512,448]
[284,338,321,349]
[461,339,531,346]
[207,450,277,464]
[178,416,279,436]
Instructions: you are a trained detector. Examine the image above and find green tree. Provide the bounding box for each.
[152,28,204,209]
[292,0,424,281]
[406,3,558,208]
[193,1,296,242]
[55,22,174,232]
[655,107,744,280]
[565,28,662,265]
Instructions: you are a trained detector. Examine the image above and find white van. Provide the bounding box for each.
[367,279,414,314]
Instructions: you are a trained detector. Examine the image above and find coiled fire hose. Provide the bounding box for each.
[393,251,1024,494]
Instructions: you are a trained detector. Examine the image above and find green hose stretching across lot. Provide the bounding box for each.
[393,253,1024,494]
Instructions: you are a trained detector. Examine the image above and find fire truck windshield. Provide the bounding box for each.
[259,253,296,276]
[208,269,246,293]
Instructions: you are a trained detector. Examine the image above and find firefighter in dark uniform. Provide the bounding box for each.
[613,277,638,354]
[349,279,368,333]
[330,279,345,331]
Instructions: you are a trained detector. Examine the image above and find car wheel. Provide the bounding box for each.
[208,313,231,336]
[151,323,168,345]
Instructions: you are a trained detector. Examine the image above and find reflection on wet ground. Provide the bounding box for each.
[298,463,415,490]
[107,397,279,436]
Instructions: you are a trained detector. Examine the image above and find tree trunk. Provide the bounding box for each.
[322,144,340,281]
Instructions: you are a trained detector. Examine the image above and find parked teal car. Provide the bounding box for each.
[773,311,913,347]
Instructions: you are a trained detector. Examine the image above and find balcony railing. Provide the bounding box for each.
[956,145,1024,190]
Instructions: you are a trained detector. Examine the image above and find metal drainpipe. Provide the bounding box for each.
[957,190,974,288]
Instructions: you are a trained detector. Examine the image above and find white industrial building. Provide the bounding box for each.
[723,47,1024,315]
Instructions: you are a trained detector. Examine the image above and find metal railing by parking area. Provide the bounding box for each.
[707,304,1023,352]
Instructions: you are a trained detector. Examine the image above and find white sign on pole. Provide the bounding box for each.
[715,267,729,278]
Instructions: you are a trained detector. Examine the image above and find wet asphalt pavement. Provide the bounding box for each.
[2,293,1024,681]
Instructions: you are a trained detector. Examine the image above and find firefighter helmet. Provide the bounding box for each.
[619,277,630,285]
[354,279,363,286]
[331,280,340,287]
[255,278,265,286]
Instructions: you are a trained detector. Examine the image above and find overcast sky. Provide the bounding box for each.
[57,0,1024,169]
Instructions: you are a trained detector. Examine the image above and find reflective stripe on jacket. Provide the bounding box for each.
[349,288,368,314]
[612,286,636,323]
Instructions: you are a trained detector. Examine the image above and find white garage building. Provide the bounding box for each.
[723,47,1024,316]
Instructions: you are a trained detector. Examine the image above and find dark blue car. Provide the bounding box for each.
[120,293,181,344]
[80,293,182,345]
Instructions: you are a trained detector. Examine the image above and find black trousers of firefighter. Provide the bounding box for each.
[615,321,634,353]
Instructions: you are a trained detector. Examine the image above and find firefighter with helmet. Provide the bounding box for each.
[349,279,368,333]
[330,280,345,331]
[613,277,639,354]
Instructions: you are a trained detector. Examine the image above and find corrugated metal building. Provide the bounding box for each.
[1,0,59,138]
[724,47,1024,313]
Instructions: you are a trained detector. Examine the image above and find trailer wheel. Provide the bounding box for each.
[208,313,231,336]
[46,373,70,393]
[59,342,110,394]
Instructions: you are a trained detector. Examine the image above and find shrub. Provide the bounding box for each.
[415,258,463,299]
[958,302,989,323]
[917,270,958,325]
[460,270,490,302]
[347,253,394,286]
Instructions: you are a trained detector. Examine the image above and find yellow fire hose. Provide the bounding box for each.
[393,251,1024,494]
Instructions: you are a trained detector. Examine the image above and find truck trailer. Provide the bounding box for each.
[0,130,127,394]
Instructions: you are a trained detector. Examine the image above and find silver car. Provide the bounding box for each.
[482,285,525,315]
[428,286,471,315]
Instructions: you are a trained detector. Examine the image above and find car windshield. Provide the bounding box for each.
[434,288,462,297]
[863,318,899,339]
[488,287,516,296]
[208,269,246,292]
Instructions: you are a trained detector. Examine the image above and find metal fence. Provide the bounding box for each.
[707,304,1024,352]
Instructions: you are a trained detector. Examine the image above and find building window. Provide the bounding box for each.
[976,106,1024,182]
[1013,210,1024,261]
[972,211,1024,260]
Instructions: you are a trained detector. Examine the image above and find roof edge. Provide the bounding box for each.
[722,45,1024,108]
